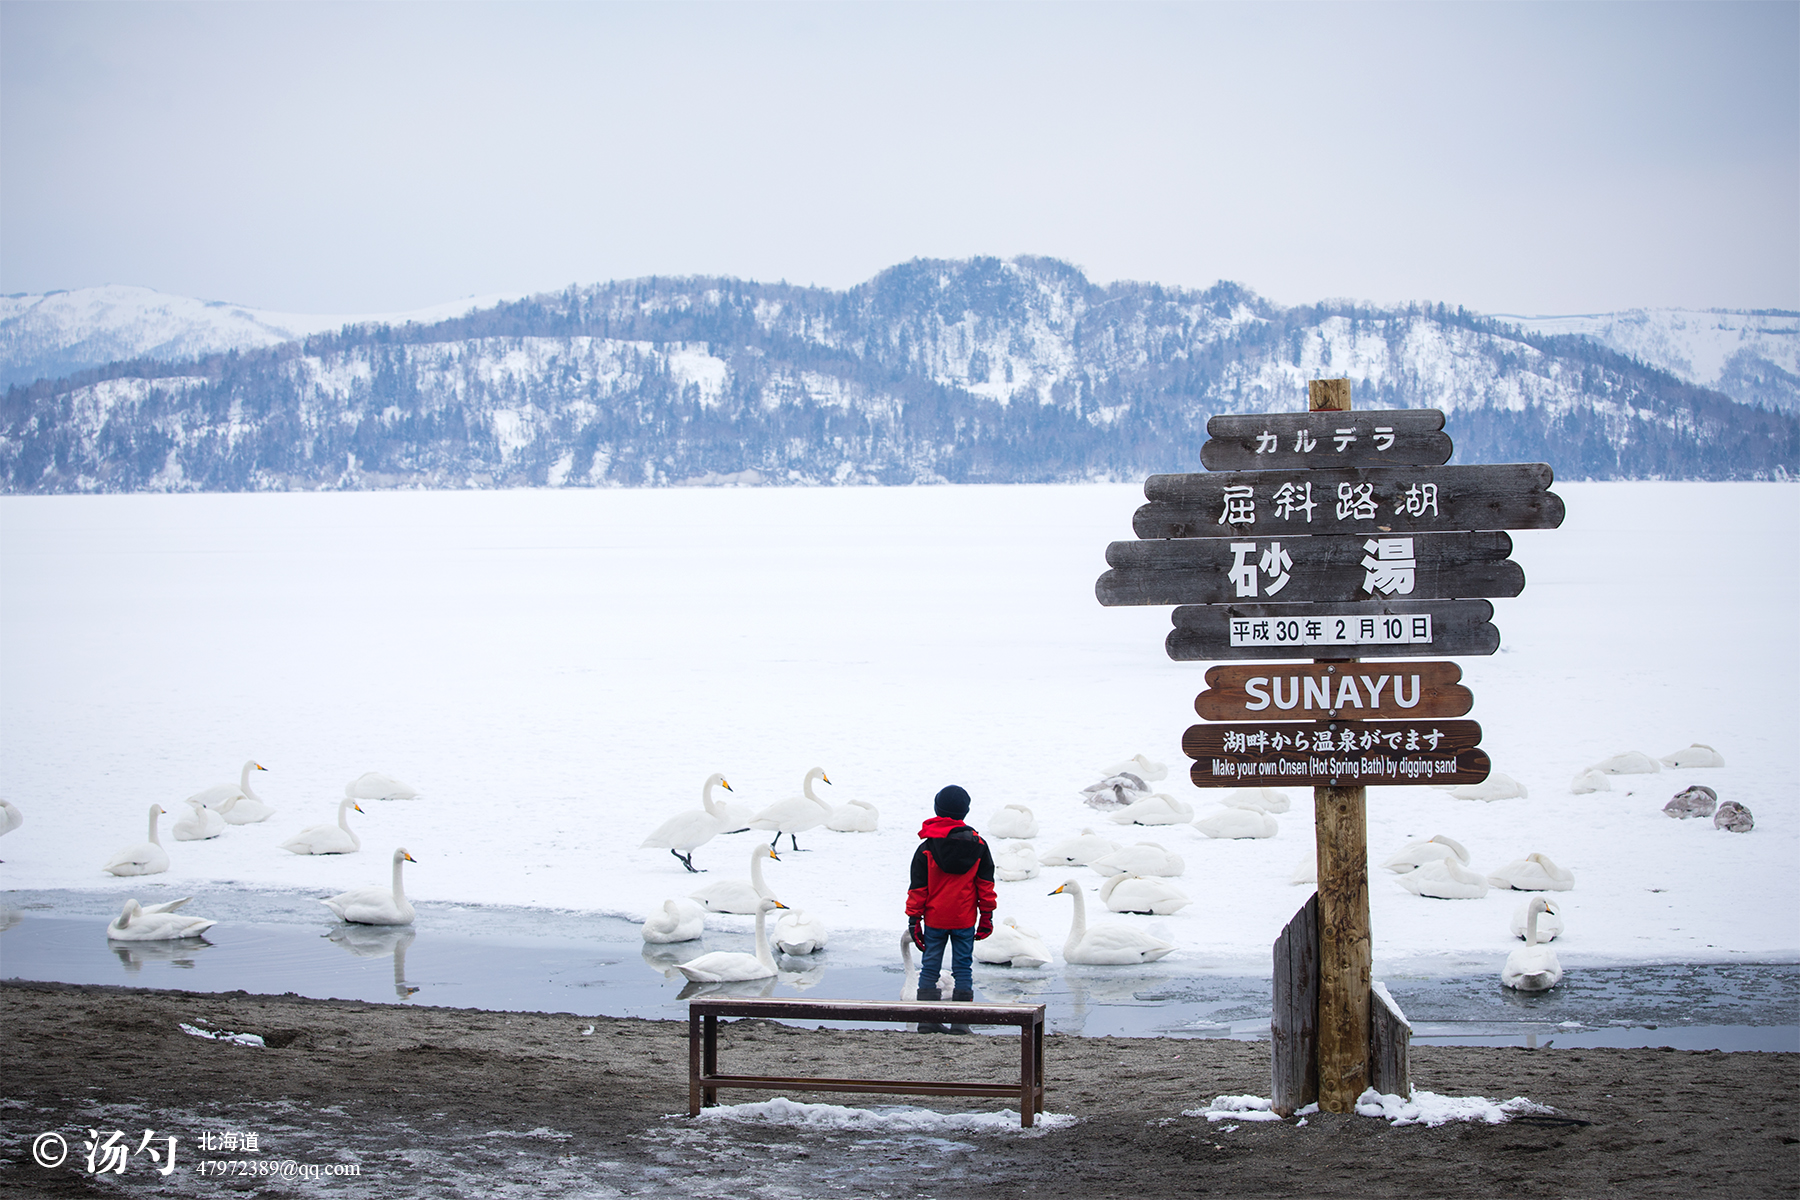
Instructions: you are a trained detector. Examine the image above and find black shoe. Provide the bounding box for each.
[915,986,948,1034]
[948,988,974,1034]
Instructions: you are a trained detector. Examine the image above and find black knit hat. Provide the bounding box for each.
[934,785,972,820]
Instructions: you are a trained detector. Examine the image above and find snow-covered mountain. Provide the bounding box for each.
[1500,308,1798,413]
[0,284,520,390]
[2,258,1794,493]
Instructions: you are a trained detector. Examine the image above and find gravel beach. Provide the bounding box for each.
[2,980,1794,1198]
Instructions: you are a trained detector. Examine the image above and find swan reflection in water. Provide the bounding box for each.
[677,974,779,1001]
[325,924,419,999]
[112,937,213,972]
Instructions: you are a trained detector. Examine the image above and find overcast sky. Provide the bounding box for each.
[2,1,1794,317]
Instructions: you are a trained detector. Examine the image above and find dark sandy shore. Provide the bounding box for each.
[2,980,1795,1198]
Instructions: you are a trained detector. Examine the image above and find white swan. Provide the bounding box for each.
[773,905,829,955]
[344,771,422,801]
[1108,793,1195,826]
[642,898,706,944]
[1381,835,1472,874]
[1081,773,1153,809]
[1438,772,1528,802]
[1098,754,1168,783]
[1192,808,1278,839]
[1585,751,1659,775]
[1663,786,1718,819]
[0,798,23,838]
[749,767,832,851]
[973,916,1053,968]
[1090,842,1185,877]
[1395,856,1489,899]
[1100,873,1191,915]
[187,760,270,811]
[993,841,1040,882]
[640,773,734,872]
[1570,770,1611,794]
[103,805,170,876]
[824,798,880,832]
[987,804,1039,839]
[689,842,782,914]
[1049,879,1175,964]
[1219,788,1291,814]
[1660,743,1725,769]
[676,897,786,982]
[1501,897,1563,992]
[900,929,953,996]
[172,796,226,842]
[1290,855,1317,886]
[107,897,216,941]
[1715,801,1755,833]
[1488,852,1575,892]
[280,798,363,856]
[1041,828,1121,868]
[1510,897,1564,942]
[322,848,418,925]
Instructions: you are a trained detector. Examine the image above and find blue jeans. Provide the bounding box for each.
[918,924,975,995]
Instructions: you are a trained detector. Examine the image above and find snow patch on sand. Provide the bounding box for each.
[688,1097,1076,1134]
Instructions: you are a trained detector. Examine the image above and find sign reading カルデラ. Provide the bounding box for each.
[1199,409,1452,470]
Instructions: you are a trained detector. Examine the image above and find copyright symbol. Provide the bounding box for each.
[31,1132,68,1169]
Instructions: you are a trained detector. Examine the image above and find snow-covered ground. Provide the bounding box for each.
[0,482,1793,975]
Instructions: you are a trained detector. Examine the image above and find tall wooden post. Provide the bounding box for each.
[1309,377,1372,1112]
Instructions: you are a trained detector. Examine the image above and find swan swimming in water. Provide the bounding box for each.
[689,842,782,914]
[986,804,1039,840]
[281,798,363,856]
[1501,897,1563,992]
[773,906,829,955]
[749,768,832,851]
[642,898,706,944]
[187,760,270,812]
[1049,880,1174,964]
[640,774,734,872]
[676,897,787,982]
[321,848,417,925]
[1099,873,1191,915]
[973,916,1053,968]
[344,771,422,801]
[107,897,216,941]
[103,805,170,876]
[172,797,225,842]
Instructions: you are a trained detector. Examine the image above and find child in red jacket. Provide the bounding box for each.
[905,785,997,1033]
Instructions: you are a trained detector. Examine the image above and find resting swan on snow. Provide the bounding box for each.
[321,848,418,925]
[107,897,216,941]
[993,841,1040,882]
[281,798,363,855]
[689,842,782,914]
[1100,873,1191,915]
[749,767,832,851]
[1108,794,1195,826]
[973,916,1053,968]
[1381,835,1471,874]
[642,898,706,944]
[172,797,225,842]
[1090,842,1185,877]
[1098,754,1168,783]
[1395,855,1489,899]
[1192,808,1278,839]
[1501,897,1563,992]
[773,906,829,955]
[103,805,171,876]
[1049,879,1174,964]
[1041,828,1121,868]
[344,771,422,801]
[986,804,1039,840]
[1487,852,1575,892]
[1659,743,1725,769]
[676,897,787,982]
[824,798,879,832]
[187,760,271,812]
[1219,788,1291,814]
[640,773,735,872]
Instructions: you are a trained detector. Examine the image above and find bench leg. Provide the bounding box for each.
[688,1010,701,1117]
[1020,1022,1034,1128]
[703,1014,719,1108]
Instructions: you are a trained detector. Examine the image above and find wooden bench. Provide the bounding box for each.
[687,997,1047,1127]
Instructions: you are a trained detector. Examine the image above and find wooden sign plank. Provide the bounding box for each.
[1098,532,1522,606]
[1196,661,1472,721]
[1182,721,1490,788]
[1134,463,1564,539]
[1165,600,1499,660]
[1202,409,1451,471]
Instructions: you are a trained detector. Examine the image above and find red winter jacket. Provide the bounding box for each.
[906,817,997,930]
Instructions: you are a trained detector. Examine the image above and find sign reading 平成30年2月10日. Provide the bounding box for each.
[1165,599,1500,661]
[1181,720,1490,787]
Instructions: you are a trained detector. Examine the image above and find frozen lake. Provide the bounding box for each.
[1,481,1795,1010]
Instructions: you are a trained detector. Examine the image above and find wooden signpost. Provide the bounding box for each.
[1094,376,1563,1116]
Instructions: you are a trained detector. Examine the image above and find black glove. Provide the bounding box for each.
[976,911,994,941]
[909,915,926,950]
